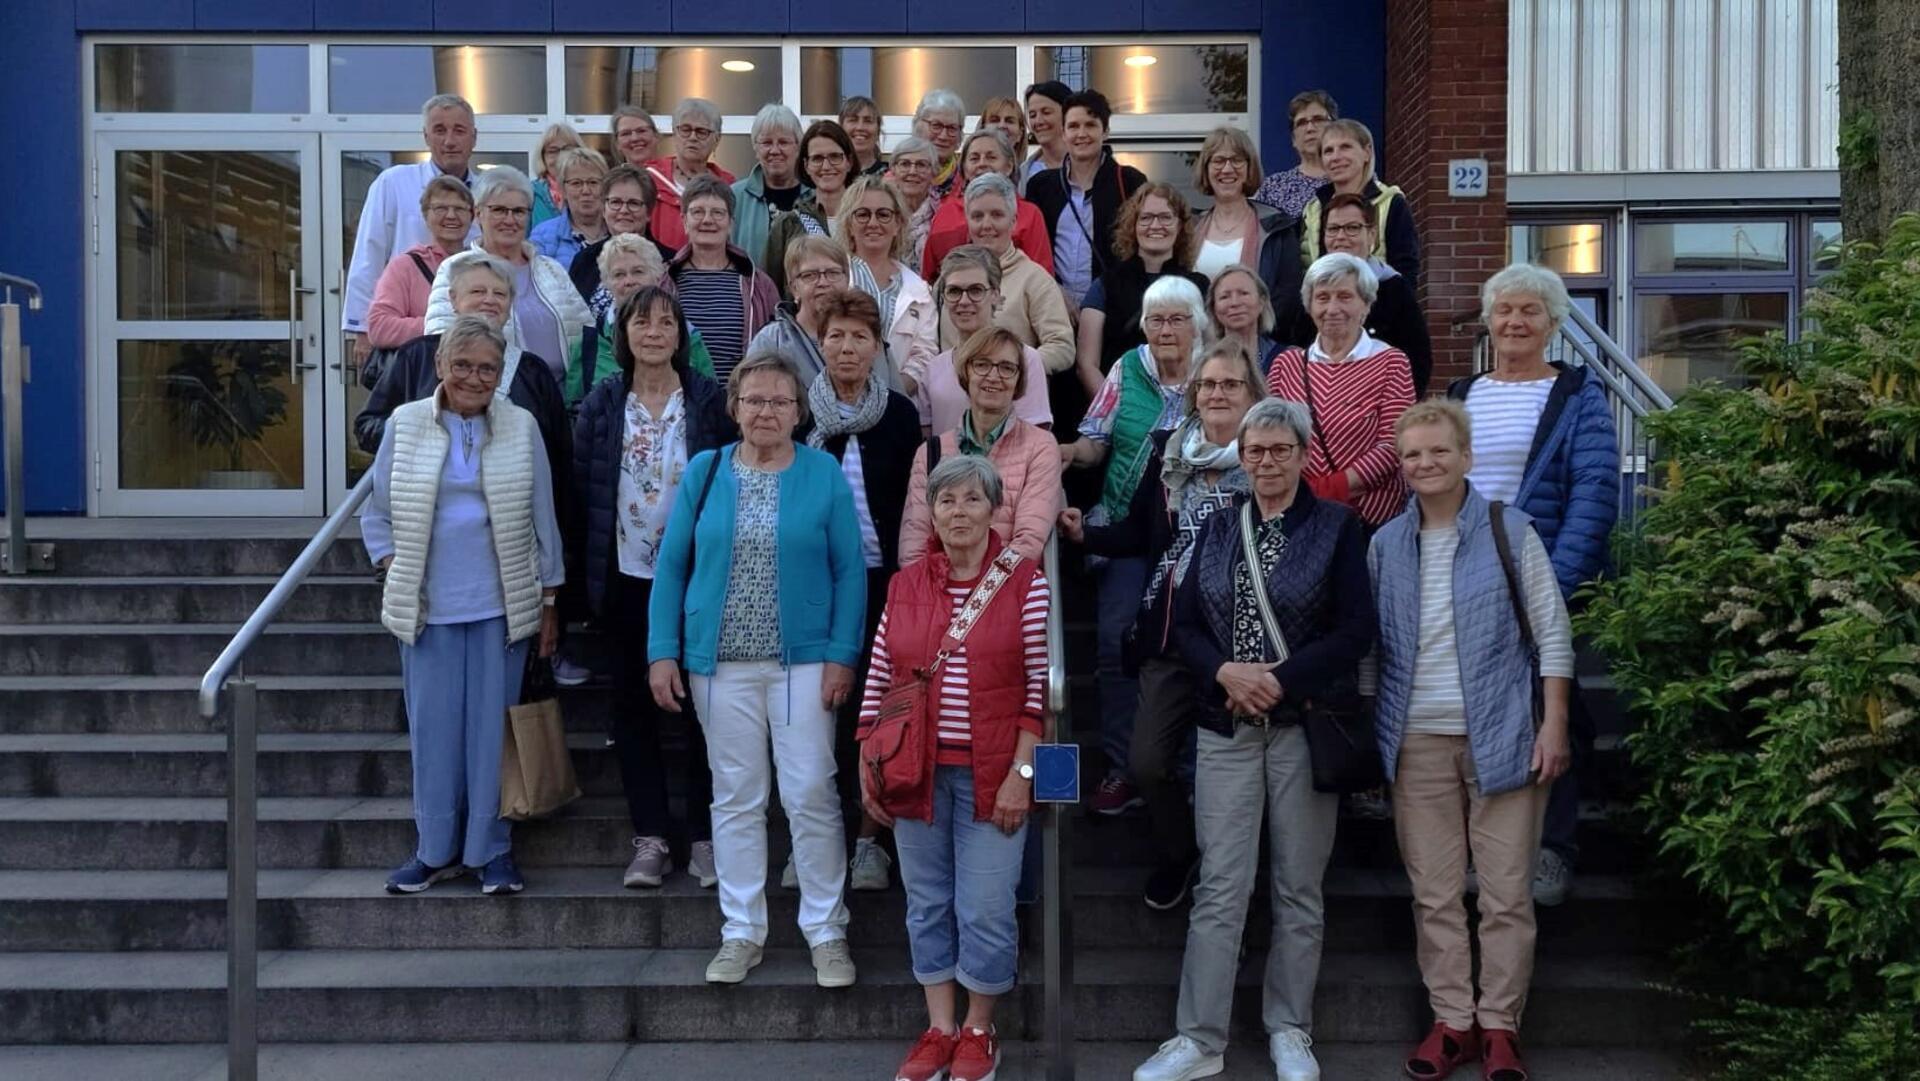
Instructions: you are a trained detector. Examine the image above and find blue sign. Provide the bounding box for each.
[1033,742,1080,803]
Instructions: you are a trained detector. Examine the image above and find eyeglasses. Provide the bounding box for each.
[1194,377,1248,394]
[1137,212,1178,228]
[482,205,531,220]
[675,124,716,140]
[806,152,848,168]
[892,159,933,173]
[685,206,729,222]
[793,267,847,286]
[943,284,992,304]
[426,203,472,217]
[1241,442,1301,462]
[562,178,603,192]
[1143,313,1193,331]
[1292,115,1332,130]
[967,359,1021,379]
[754,137,798,151]
[1210,155,1247,170]
[448,360,503,381]
[922,120,961,136]
[605,197,650,213]
[738,396,797,412]
[1324,222,1370,237]
[851,207,898,224]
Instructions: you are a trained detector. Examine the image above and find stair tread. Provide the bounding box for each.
[0,731,616,753]
[0,673,401,691]
[0,621,386,636]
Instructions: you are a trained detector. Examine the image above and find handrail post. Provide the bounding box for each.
[3,295,27,575]
[226,678,259,1081]
[1040,535,1074,1079]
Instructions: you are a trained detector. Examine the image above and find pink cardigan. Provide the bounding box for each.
[897,417,1063,564]
[365,244,456,348]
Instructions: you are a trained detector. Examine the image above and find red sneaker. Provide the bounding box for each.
[1404,1021,1480,1079]
[1480,1028,1529,1081]
[1091,774,1143,815]
[894,1027,957,1081]
[950,1025,1000,1081]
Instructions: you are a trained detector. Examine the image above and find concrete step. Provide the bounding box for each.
[0,946,1685,1046]
[10,534,372,579]
[0,623,400,678]
[0,576,380,624]
[0,866,1660,955]
[0,1041,1689,1080]
[0,795,1651,873]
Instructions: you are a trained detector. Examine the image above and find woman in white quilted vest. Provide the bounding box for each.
[360,315,566,898]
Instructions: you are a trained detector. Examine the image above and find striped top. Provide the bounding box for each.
[860,571,1051,755]
[1264,332,1416,526]
[675,269,746,384]
[1463,375,1555,504]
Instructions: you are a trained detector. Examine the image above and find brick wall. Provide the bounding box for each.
[1384,0,1509,389]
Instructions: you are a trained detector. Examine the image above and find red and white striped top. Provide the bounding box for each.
[860,572,1051,755]
[1265,332,1416,526]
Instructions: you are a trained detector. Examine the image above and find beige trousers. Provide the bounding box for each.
[1392,733,1549,1032]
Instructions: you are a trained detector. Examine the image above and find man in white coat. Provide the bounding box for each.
[342,94,479,366]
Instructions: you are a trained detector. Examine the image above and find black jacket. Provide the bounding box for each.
[568,234,680,306]
[1082,429,1182,663]
[1090,259,1211,374]
[1249,203,1308,339]
[570,365,736,616]
[797,391,922,572]
[354,333,571,484]
[1289,269,1433,395]
[1025,147,1149,283]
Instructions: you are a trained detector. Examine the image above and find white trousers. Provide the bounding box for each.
[692,660,850,948]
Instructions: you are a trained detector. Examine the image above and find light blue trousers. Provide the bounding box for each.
[399,617,530,869]
[893,765,1028,995]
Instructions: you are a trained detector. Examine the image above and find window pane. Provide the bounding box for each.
[97,45,308,113]
[1516,222,1606,277]
[1034,45,1248,114]
[1811,218,1844,272]
[1112,149,1202,206]
[328,45,545,114]
[581,133,753,180]
[1633,221,1789,274]
[1636,292,1788,395]
[800,47,1016,117]
[567,47,781,117]
[116,149,302,322]
[117,339,303,490]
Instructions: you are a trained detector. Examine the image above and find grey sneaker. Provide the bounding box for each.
[1269,1028,1320,1081]
[551,657,593,687]
[781,856,798,889]
[623,836,671,889]
[1533,848,1573,907]
[849,838,892,891]
[687,840,718,888]
[1133,1034,1223,1081]
[811,938,857,988]
[704,938,764,984]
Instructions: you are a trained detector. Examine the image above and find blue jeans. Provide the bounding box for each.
[893,765,1028,995]
[1093,555,1148,774]
[398,617,530,869]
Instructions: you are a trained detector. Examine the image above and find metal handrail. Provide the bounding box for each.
[1043,532,1067,717]
[3,274,42,577]
[197,470,373,1081]
[1039,529,1074,1081]
[1564,304,1674,412]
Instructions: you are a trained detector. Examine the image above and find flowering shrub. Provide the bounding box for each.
[1580,216,1920,1017]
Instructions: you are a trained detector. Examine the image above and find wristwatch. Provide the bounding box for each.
[1014,761,1034,781]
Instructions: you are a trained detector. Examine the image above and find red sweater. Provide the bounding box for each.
[1265,337,1415,527]
[920,194,1055,281]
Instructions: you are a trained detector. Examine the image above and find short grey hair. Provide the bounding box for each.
[673,97,723,131]
[914,89,966,127]
[611,103,657,137]
[445,251,517,301]
[926,453,1005,511]
[436,313,507,364]
[1238,397,1314,449]
[750,103,803,144]
[958,127,1016,175]
[1481,262,1574,330]
[471,165,534,209]
[891,136,938,167]
[681,173,736,217]
[597,233,666,282]
[1140,275,1212,342]
[963,171,1018,214]
[1300,252,1378,307]
[728,349,810,425]
[421,94,474,127]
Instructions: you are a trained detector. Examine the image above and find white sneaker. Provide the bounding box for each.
[704,938,763,984]
[551,657,593,686]
[811,938,857,988]
[1533,848,1573,907]
[1133,1034,1224,1081]
[849,837,892,891]
[1269,1028,1319,1081]
[781,856,798,889]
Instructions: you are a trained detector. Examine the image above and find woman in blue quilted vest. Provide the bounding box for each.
[1367,400,1576,1081]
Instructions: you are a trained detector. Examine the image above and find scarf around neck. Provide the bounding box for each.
[1160,416,1244,511]
[805,368,890,448]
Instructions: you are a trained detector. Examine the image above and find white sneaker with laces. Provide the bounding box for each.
[811,938,857,988]
[1533,847,1573,907]
[704,938,763,984]
[1133,1034,1224,1081]
[849,837,892,891]
[1269,1028,1320,1081]
[622,835,671,888]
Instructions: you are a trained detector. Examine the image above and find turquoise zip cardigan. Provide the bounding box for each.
[646,443,867,675]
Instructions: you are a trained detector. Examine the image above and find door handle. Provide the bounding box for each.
[288,270,320,385]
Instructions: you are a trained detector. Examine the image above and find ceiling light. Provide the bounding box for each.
[1124,54,1158,68]
[721,60,756,73]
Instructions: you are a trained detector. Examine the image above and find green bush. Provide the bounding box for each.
[1580,216,1920,1032]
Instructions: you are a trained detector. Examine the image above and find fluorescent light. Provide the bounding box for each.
[1124,54,1157,68]
[721,60,756,73]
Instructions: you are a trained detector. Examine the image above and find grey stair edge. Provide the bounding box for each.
[0,621,387,637]
[0,576,375,587]
[0,731,617,752]
[0,674,403,690]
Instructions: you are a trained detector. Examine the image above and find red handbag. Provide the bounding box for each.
[862,550,1022,818]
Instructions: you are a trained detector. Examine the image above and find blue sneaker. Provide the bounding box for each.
[480,853,525,895]
[385,858,464,895]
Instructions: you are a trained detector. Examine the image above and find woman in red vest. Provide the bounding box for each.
[856,454,1050,1081]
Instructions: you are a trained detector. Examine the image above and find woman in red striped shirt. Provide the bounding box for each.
[857,454,1050,1081]
[1265,252,1415,529]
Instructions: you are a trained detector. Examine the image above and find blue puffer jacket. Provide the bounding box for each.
[1449,364,1619,598]
[570,365,736,617]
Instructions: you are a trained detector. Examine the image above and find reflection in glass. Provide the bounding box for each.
[567,47,781,117]
[116,150,302,322]
[338,150,527,292]
[1113,149,1203,206]
[1518,223,1606,277]
[800,48,1016,117]
[1634,221,1789,274]
[1636,292,1788,395]
[1034,45,1248,114]
[97,45,309,113]
[1811,219,1844,272]
[119,339,303,490]
[328,46,545,114]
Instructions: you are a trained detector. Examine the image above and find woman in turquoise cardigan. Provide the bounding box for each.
[645,349,866,992]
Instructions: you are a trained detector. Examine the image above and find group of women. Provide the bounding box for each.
[355,83,1621,1081]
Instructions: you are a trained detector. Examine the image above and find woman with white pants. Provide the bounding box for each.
[646,349,866,989]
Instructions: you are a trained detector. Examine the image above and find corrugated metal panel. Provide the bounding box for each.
[1511,0,1839,175]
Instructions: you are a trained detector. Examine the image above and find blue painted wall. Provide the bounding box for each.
[1,0,1384,514]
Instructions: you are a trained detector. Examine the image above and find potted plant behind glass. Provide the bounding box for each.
[163,340,291,489]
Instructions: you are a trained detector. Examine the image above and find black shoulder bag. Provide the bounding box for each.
[1489,501,1546,731]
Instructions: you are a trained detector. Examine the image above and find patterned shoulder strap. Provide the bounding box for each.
[927,549,1024,675]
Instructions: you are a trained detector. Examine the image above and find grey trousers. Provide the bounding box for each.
[1175,722,1340,1054]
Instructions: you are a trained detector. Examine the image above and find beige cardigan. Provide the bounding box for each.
[939,246,1076,375]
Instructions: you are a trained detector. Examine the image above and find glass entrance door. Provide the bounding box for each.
[94,132,325,515]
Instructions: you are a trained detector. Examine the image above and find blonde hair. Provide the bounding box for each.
[954,325,1030,399]
[1319,118,1376,177]
[1395,399,1472,451]
[554,145,608,183]
[832,175,912,263]
[537,122,585,181]
[781,234,850,285]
